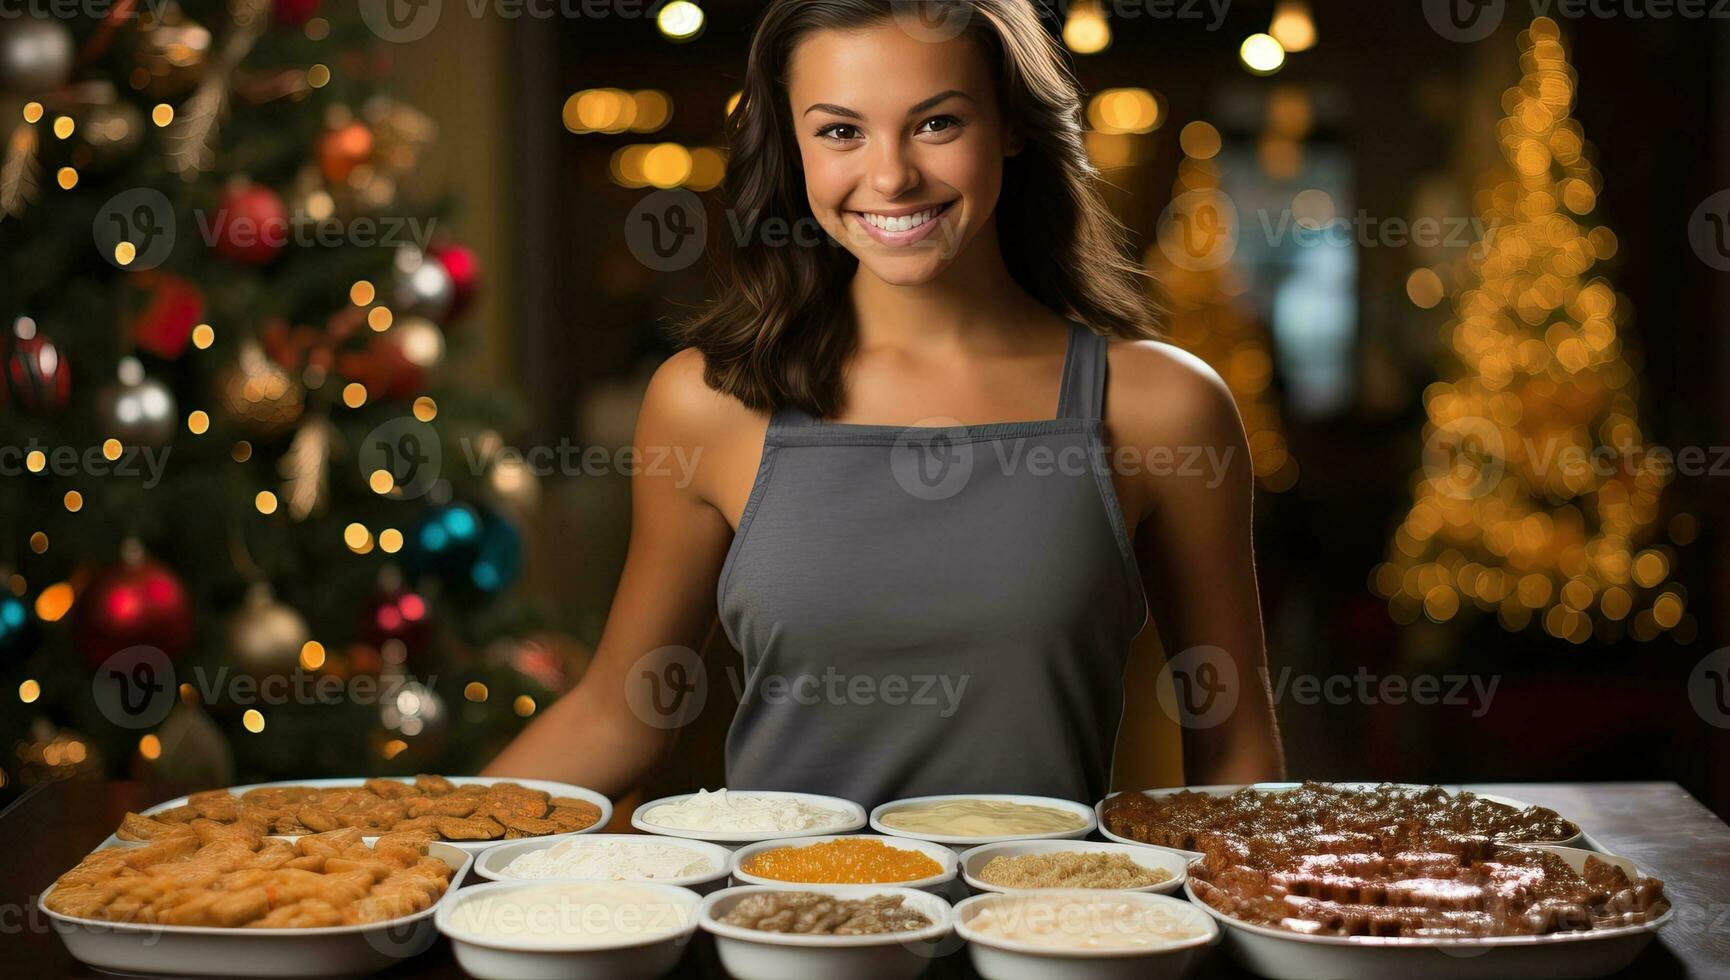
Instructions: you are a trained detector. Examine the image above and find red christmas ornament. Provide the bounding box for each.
[129,272,204,359]
[273,0,323,27]
[427,241,480,320]
[2,317,71,415]
[74,548,194,666]
[317,121,373,184]
[360,581,430,653]
[211,182,288,265]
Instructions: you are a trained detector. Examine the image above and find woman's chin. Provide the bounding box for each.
[854,253,953,287]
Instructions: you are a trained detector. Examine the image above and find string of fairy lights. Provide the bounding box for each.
[1373,17,1692,645]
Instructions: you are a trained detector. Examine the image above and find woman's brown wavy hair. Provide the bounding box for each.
[678,0,1160,418]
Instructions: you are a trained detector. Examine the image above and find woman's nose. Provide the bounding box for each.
[865,136,919,198]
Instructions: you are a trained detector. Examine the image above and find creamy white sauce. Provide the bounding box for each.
[641,789,848,833]
[500,838,715,882]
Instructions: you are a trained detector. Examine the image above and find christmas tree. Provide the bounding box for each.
[1374,17,1686,644]
[0,3,569,795]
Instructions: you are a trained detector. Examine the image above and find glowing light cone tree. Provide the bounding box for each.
[1374,17,1687,644]
[1147,139,1297,493]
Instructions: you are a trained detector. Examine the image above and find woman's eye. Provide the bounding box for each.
[918,115,963,136]
[816,123,861,142]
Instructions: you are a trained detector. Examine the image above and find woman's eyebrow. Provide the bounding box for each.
[801,90,975,119]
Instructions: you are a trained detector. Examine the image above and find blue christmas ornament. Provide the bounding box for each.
[405,503,483,583]
[470,509,522,593]
[0,593,37,660]
[405,502,520,595]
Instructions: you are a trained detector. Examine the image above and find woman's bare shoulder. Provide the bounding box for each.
[639,347,768,446]
[1102,338,1245,450]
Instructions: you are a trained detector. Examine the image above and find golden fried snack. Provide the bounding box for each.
[365,778,416,799]
[45,828,454,930]
[432,815,503,840]
[114,777,593,844]
[415,774,456,795]
[548,803,603,832]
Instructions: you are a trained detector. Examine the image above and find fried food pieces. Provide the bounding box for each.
[112,777,602,844]
[44,827,455,928]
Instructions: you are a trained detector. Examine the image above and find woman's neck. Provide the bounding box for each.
[848,217,1045,353]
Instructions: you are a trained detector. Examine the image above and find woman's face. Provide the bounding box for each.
[786,23,1016,286]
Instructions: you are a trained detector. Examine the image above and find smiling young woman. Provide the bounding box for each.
[484,0,1285,809]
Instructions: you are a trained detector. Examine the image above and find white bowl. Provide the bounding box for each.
[435,879,701,980]
[472,834,734,894]
[698,883,953,980]
[1095,783,1584,854]
[959,839,1189,896]
[954,888,1218,980]
[730,834,958,893]
[44,842,473,977]
[870,794,1097,848]
[631,791,867,846]
[1185,844,1673,980]
[108,775,614,854]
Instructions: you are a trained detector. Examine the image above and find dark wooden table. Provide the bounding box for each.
[4,778,1724,978]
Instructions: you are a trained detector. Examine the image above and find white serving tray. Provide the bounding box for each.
[1094,782,1585,856]
[43,841,474,977]
[1185,844,1672,980]
[103,775,613,854]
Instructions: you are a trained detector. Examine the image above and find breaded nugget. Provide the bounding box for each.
[208,887,270,928]
[190,794,241,821]
[407,795,479,818]
[364,778,415,799]
[122,835,200,868]
[548,804,603,832]
[494,813,562,836]
[154,804,200,824]
[432,815,503,840]
[297,805,340,832]
[415,774,456,795]
[296,828,365,857]
[116,812,184,842]
[251,899,346,929]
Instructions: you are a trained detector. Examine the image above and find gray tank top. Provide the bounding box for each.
[718,322,1149,810]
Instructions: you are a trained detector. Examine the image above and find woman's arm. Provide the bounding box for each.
[482,350,746,795]
[1110,341,1286,785]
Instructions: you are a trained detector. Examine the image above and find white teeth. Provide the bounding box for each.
[858,205,945,233]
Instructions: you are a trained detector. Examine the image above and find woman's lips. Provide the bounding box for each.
[845,201,956,248]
